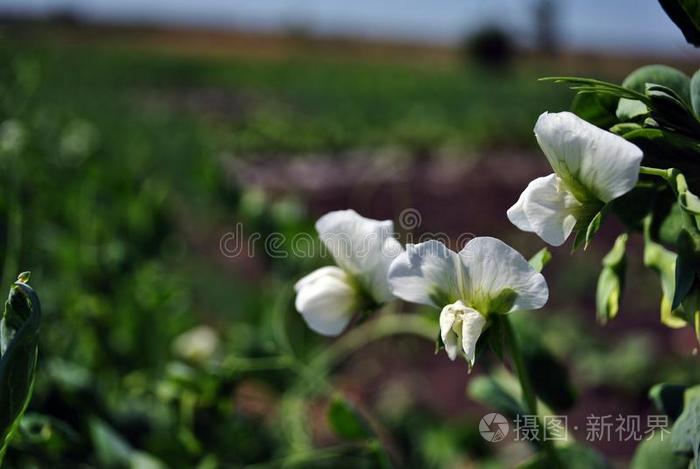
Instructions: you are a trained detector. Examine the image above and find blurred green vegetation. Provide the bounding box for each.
[0,27,696,468]
[4,31,574,159]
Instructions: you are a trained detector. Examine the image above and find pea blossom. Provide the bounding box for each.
[387,237,548,365]
[507,111,643,246]
[295,210,403,336]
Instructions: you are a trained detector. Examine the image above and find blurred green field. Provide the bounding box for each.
[0,25,698,468]
[4,27,579,157]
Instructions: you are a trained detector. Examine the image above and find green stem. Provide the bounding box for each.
[294,313,436,395]
[283,313,435,465]
[317,313,436,368]
[639,166,672,180]
[502,316,562,469]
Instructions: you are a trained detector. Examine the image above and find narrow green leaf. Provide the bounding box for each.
[540,77,648,101]
[0,275,41,462]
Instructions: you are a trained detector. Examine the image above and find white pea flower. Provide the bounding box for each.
[172,325,220,364]
[388,237,548,365]
[507,111,643,246]
[295,210,403,336]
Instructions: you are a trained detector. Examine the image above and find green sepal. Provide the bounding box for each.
[528,248,552,273]
[596,234,628,324]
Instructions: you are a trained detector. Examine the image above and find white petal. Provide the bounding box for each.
[439,301,465,361]
[461,310,487,366]
[387,240,465,307]
[535,111,643,203]
[316,210,403,303]
[294,270,357,336]
[509,173,581,246]
[294,266,346,293]
[439,302,457,338]
[459,237,549,312]
[506,189,533,232]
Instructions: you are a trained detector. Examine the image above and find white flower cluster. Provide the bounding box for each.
[295,209,547,366]
[295,111,644,366]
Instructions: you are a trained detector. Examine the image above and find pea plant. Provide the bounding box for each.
[294,3,700,467]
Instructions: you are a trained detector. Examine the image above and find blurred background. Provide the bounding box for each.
[0,0,698,467]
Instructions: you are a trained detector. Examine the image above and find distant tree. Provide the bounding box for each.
[462,25,516,70]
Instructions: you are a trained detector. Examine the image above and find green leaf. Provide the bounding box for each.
[510,314,577,412]
[659,0,700,47]
[89,418,166,469]
[468,375,525,419]
[672,231,697,310]
[519,443,610,469]
[671,385,700,468]
[650,383,690,422]
[692,69,700,115]
[616,65,691,121]
[528,248,552,273]
[327,394,370,440]
[89,418,134,468]
[571,91,619,128]
[596,234,628,324]
[643,235,688,328]
[0,275,41,462]
[647,84,700,137]
[632,428,691,469]
[622,128,700,173]
[540,77,648,102]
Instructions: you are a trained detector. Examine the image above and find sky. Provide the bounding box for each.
[1,0,697,56]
